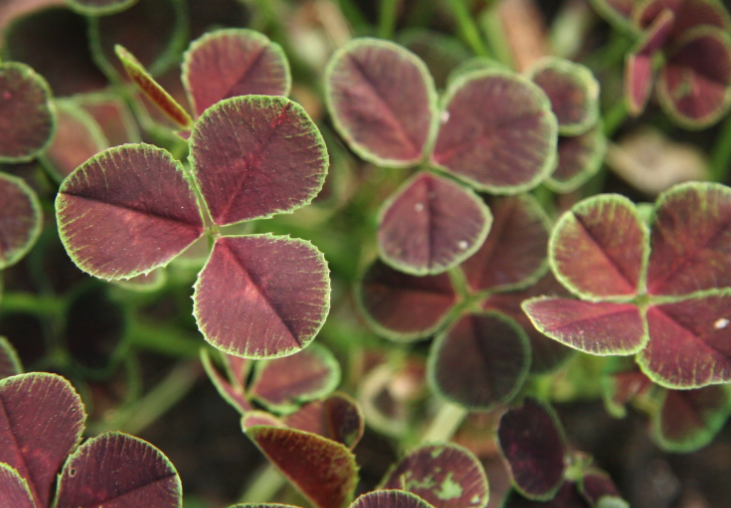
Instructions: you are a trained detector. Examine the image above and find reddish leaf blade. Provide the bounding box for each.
[498,398,566,500]
[547,127,606,193]
[67,0,137,15]
[462,194,550,293]
[77,94,140,146]
[201,349,253,414]
[638,292,731,388]
[55,432,182,508]
[528,58,600,136]
[115,44,193,129]
[41,99,108,180]
[353,491,435,508]
[523,298,647,355]
[0,172,42,269]
[652,385,731,452]
[0,464,36,508]
[646,182,731,296]
[550,194,648,300]
[357,259,457,341]
[325,38,437,167]
[0,62,54,163]
[502,482,589,508]
[381,443,489,508]
[189,95,328,225]
[241,411,285,429]
[378,171,492,276]
[602,361,654,418]
[634,0,730,37]
[431,70,558,193]
[429,313,530,410]
[578,470,624,506]
[183,28,291,117]
[656,26,731,128]
[245,425,358,508]
[56,144,204,280]
[484,274,574,374]
[249,343,341,413]
[283,393,364,450]
[193,235,330,359]
[0,338,22,379]
[0,373,85,508]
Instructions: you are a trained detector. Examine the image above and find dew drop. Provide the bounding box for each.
[458,240,469,250]
[414,203,424,212]
[714,318,729,330]
[441,111,450,123]
[69,468,77,477]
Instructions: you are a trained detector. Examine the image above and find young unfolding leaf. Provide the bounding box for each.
[357,259,457,341]
[283,393,364,450]
[0,337,22,379]
[0,173,42,269]
[0,62,55,163]
[325,38,437,167]
[378,171,492,275]
[547,126,606,193]
[431,70,558,193]
[549,194,648,300]
[40,99,108,180]
[201,349,253,414]
[193,235,330,358]
[380,443,489,508]
[249,343,341,413]
[528,58,600,136]
[245,425,358,508]
[0,373,85,508]
[189,95,328,226]
[182,29,291,117]
[55,144,204,280]
[601,361,654,418]
[0,464,36,508]
[461,194,550,293]
[67,0,138,15]
[497,398,566,500]
[429,313,530,409]
[55,432,182,508]
[502,482,590,508]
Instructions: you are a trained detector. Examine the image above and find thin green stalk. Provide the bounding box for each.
[603,100,628,138]
[378,0,399,39]
[421,402,468,444]
[338,0,369,29]
[0,292,64,317]
[238,464,287,504]
[128,319,204,358]
[447,0,491,57]
[711,113,731,183]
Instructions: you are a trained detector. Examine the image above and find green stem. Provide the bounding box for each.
[421,402,468,444]
[378,0,399,39]
[238,464,287,504]
[447,0,491,57]
[338,0,369,29]
[0,292,64,317]
[711,113,731,183]
[128,319,204,358]
[603,99,628,138]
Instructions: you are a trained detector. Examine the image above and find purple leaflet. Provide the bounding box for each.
[189,95,328,226]
[502,482,589,508]
[183,29,291,117]
[201,349,253,414]
[497,398,567,500]
[578,470,624,506]
[193,235,330,359]
[351,491,435,508]
[55,432,182,508]
[431,70,558,193]
[0,172,42,269]
[241,411,285,429]
[633,0,731,39]
[378,171,492,275]
[55,144,204,280]
[0,62,54,163]
[547,126,606,193]
[0,464,35,508]
[325,38,437,167]
[283,393,364,450]
[0,338,22,379]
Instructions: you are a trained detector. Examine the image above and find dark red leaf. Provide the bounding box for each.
[638,292,731,388]
[0,373,85,508]
[189,95,327,225]
[429,313,530,409]
[201,349,253,414]
[56,144,204,280]
[357,259,457,340]
[602,361,654,417]
[0,464,35,508]
[634,0,730,39]
[325,38,437,167]
[241,411,285,429]
[77,94,140,146]
[528,58,600,136]
[0,338,22,379]
[652,384,731,451]
[67,0,137,15]
[656,26,731,128]
[381,443,489,508]
[548,127,606,193]
[461,194,550,293]
[550,194,648,299]
[502,482,589,508]
[249,343,340,413]
[0,62,54,162]
[498,398,566,500]
[245,425,358,508]
[378,171,492,275]
[55,432,182,508]
[483,274,574,374]
[283,393,364,449]
[183,28,290,117]
[116,44,193,129]
[0,172,42,269]
[522,298,647,355]
[646,183,731,296]
[354,491,436,508]
[193,235,330,358]
[41,99,108,180]
[431,70,558,193]
[579,470,623,505]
